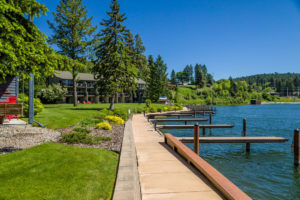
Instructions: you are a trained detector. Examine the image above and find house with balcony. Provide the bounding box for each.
[53,71,146,103]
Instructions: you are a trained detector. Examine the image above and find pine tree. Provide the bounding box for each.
[48,0,96,107]
[194,64,201,86]
[147,55,160,101]
[171,69,176,84]
[156,55,168,97]
[93,0,137,109]
[134,34,149,81]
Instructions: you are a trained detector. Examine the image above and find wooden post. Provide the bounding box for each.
[243,118,250,152]
[194,110,196,118]
[203,127,206,136]
[185,121,187,125]
[194,124,199,154]
[209,113,212,124]
[294,129,300,166]
[154,121,157,131]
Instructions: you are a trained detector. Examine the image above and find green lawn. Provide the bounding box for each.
[33,103,165,129]
[0,143,118,200]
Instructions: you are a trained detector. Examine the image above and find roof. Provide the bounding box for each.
[55,70,146,84]
[55,71,95,81]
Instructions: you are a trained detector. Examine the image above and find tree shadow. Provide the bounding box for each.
[0,147,20,153]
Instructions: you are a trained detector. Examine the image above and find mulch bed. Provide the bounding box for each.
[59,124,125,153]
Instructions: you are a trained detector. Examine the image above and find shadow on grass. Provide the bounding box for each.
[0,147,20,153]
[66,108,101,111]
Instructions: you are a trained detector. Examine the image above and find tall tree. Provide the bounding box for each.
[170,69,176,84]
[195,64,205,88]
[147,55,159,101]
[48,0,96,107]
[156,55,168,97]
[134,34,149,81]
[93,0,137,110]
[176,72,185,85]
[0,0,71,82]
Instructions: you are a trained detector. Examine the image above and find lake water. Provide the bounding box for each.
[162,105,300,200]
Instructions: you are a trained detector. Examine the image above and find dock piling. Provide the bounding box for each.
[294,129,300,166]
[243,119,250,152]
[194,124,199,154]
[209,113,212,124]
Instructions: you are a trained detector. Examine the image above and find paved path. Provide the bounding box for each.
[132,114,225,200]
[113,119,141,200]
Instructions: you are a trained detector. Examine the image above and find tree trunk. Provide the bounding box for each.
[73,76,77,107]
[109,94,115,110]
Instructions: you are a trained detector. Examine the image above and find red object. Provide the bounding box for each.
[88,101,91,104]
[4,96,18,120]
[83,101,86,104]
[7,96,17,103]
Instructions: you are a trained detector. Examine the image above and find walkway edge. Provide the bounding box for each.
[112,119,141,200]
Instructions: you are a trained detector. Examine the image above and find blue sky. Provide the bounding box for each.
[35,0,300,80]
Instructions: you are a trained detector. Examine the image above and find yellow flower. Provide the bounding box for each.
[96,122,112,130]
[105,115,124,125]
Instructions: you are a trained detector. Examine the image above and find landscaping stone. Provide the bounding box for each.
[0,126,61,154]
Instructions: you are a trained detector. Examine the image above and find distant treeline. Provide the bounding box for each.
[234,73,300,96]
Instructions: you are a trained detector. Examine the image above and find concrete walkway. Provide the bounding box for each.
[113,119,141,200]
[132,114,225,200]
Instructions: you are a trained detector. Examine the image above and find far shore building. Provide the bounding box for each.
[52,71,146,104]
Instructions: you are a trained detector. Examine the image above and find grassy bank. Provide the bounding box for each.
[33,103,166,129]
[172,85,300,105]
[0,143,118,200]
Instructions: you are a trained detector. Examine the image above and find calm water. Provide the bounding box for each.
[162,105,300,200]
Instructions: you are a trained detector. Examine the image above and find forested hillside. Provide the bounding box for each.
[234,73,300,96]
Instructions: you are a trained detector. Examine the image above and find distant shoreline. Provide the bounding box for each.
[261,102,300,104]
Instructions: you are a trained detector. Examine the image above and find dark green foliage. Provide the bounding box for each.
[145,99,151,107]
[61,128,111,145]
[48,0,96,107]
[93,0,138,110]
[134,34,149,80]
[37,84,68,104]
[0,0,74,82]
[171,69,177,84]
[195,64,205,88]
[147,55,169,101]
[234,73,300,96]
[73,127,92,134]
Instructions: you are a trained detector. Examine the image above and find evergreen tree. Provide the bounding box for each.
[93,0,138,110]
[156,55,168,97]
[176,72,185,84]
[134,34,149,81]
[0,0,71,82]
[48,0,96,106]
[147,55,159,101]
[183,65,190,82]
[171,69,176,84]
[194,64,201,86]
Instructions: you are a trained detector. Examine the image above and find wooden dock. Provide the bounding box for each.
[151,118,208,123]
[178,136,289,143]
[156,124,234,129]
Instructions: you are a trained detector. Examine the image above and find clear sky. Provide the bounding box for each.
[35,0,300,80]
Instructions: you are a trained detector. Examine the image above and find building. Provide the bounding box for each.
[0,76,19,102]
[53,71,146,103]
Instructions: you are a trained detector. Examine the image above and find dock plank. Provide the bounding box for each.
[178,136,288,143]
[157,124,234,129]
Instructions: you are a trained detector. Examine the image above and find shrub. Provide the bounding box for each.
[149,107,157,113]
[80,118,104,127]
[96,122,112,130]
[61,131,87,144]
[37,84,67,104]
[73,127,91,134]
[18,94,44,117]
[145,99,151,107]
[105,115,124,125]
[135,107,143,113]
[113,108,128,121]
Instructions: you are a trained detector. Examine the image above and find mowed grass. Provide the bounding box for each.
[33,103,165,129]
[0,143,118,200]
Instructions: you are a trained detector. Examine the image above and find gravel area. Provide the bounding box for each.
[0,126,61,155]
[60,124,125,152]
